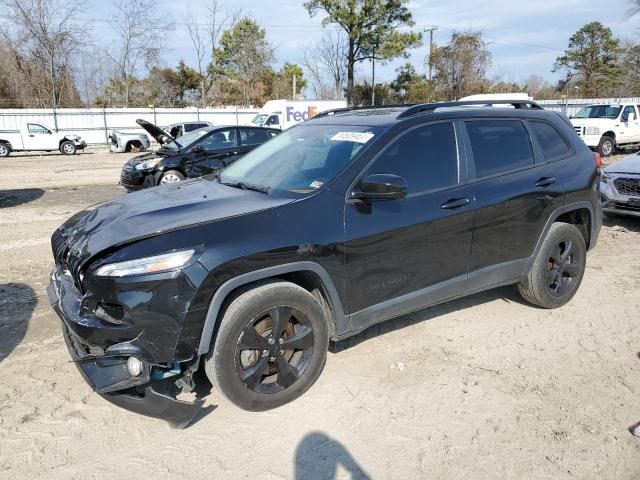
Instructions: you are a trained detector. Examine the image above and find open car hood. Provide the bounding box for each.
[136,119,178,146]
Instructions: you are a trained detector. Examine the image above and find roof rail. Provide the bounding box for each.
[314,103,415,118]
[396,100,543,119]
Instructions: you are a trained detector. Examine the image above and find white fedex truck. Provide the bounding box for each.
[248,99,347,130]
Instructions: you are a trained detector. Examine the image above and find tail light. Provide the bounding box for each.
[594,152,603,170]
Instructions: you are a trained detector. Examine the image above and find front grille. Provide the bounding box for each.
[574,126,584,137]
[614,177,640,196]
[614,202,640,212]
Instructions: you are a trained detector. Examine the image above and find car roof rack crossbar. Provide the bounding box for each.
[396,100,543,119]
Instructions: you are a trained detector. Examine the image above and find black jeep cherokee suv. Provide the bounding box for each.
[48,100,601,427]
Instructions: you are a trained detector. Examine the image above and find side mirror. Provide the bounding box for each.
[191,144,204,153]
[351,174,407,201]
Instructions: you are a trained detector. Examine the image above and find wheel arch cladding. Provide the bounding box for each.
[526,202,596,272]
[555,207,592,248]
[602,132,616,140]
[197,262,347,355]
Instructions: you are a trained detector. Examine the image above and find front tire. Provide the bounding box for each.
[159,170,185,185]
[0,143,10,157]
[60,141,76,155]
[518,222,587,309]
[597,136,615,157]
[205,280,329,411]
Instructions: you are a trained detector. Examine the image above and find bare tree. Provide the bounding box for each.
[0,0,86,107]
[303,29,347,99]
[185,0,241,106]
[108,0,167,106]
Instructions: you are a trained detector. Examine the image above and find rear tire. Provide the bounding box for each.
[597,136,615,157]
[0,143,10,157]
[60,141,76,155]
[518,222,587,309]
[205,280,329,411]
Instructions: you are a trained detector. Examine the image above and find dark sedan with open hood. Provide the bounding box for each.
[120,119,279,190]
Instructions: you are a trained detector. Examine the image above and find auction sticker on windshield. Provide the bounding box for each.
[330,132,375,144]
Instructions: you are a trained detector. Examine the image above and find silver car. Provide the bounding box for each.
[601,153,640,217]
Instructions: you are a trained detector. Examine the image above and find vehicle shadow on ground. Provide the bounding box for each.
[331,285,526,353]
[603,214,640,233]
[0,188,44,208]
[294,432,371,480]
[0,283,37,364]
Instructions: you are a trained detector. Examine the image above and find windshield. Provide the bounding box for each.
[219,124,380,196]
[251,114,268,126]
[163,128,210,151]
[573,105,621,119]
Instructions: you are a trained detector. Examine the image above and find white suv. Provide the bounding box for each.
[570,104,640,157]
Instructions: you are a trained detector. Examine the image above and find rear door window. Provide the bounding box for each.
[201,129,238,150]
[367,121,459,194]
[240,129,272,146]
[185,123,207,132]
[465,120,534,178]
[528,121,570,161]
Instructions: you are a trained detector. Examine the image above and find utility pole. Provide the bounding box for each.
[425,27,438,81]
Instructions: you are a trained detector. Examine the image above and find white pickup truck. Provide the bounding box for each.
[570,103,640,157]
[0,122,86,157]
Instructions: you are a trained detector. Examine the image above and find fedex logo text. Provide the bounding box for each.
[286,106,319,123]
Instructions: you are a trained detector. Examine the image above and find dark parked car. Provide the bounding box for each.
[120,119,279,190]
[48,100,601,427]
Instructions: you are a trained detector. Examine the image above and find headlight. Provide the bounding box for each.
[601,172,613,182]
[94,249,196,277]
[135,158,160,171]
[586,127,600,135]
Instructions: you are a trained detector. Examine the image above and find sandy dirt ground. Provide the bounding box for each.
[0,151,639,480]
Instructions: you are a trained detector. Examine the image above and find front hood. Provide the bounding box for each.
[571,118,616,126]
[136,118,176,146]
[605,154,640,174]
[53,179,293,273]
[125,151,164,166]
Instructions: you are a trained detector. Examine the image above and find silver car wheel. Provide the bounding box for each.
[602,140,613,156]
[161,173,182,184]
[63,143,75,154]
[0,144,7,156]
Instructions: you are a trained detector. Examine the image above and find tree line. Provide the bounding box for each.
[0,0,639,109]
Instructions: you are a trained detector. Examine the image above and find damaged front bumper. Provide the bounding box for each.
[47,267,204,428]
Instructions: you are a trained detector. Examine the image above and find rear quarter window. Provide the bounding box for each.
[528,121,570,161]
[466,120,534,178]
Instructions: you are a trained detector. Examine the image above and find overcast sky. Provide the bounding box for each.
[86,0,639,89]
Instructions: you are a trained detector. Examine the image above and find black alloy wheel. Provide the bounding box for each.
[235,306,314,394]
[205,280,329,411]
[518,222,587,309]
[545,239,580,296]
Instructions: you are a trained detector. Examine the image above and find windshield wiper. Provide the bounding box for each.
[219,180,270,194]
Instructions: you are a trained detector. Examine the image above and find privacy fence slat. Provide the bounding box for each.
[0,107,260,145]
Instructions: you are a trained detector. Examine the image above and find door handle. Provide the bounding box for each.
[535,177,556,187]
[441,198,470,209]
